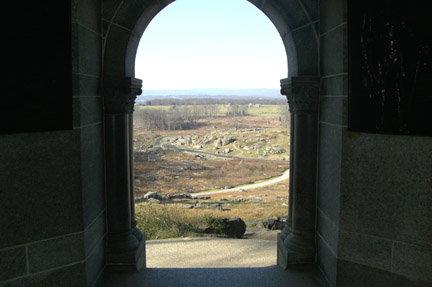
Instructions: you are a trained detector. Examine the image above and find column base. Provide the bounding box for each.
[106,238,146,272]
[277,231,315,269]
[132,226,144,242]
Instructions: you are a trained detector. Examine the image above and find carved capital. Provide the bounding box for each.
[103,77,142,114]
[280,77,320,113]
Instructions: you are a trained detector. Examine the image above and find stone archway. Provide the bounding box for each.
[101,0,320,271]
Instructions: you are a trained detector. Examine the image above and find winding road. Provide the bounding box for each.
[191,168,290,197]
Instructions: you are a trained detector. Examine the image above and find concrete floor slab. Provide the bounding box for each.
[99,237,324,287]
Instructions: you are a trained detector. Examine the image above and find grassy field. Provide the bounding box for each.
[135,179,289,240]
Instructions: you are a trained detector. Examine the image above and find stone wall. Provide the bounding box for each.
[317,0,347,284]
[73,1,106,284]
[0,1,105,286]
[338,133,432,286]
[318,0,432,286]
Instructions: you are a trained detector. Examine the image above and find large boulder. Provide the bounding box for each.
[204,217,246,238]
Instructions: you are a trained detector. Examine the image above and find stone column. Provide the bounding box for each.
[103,76,146,271]
[277,77,320,267]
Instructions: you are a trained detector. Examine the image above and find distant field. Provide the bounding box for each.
[136,104,286,117]
[133,107,290,240]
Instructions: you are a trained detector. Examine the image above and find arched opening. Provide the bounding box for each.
[132,0,290,268]
[101,0,320,273]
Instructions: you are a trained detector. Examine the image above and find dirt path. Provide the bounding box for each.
[191,169,289,197]
[232,143,244,156]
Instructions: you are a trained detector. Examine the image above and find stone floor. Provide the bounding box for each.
[98,237,325,287]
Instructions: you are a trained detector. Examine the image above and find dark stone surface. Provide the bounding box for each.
[320,24,347,76]
[318,124,342,224]
[289,25,319,76]
[338,231,393,271]
[72,0,101,32]
[28,233,84,273]
[317,209,339,256]
[84,211,105,257]
[80,124,105,228]
[102,24,133,77]
[337,259,432,287]
[72,23,102,76]
[72,74,99,98]
[300,0,320,22]
[0,263,85,287]
[0,247,26,281]
[340,133,432,246]
[319,96,347,126]
[85,235,105,287]
[73,97,103,128]
[320,0,347,34]
[105,0,153,32]
[393,242,432,283]
[267,0,310,31]
[320,74,348,96]
[0,131,83,249]
[317,235,337,286]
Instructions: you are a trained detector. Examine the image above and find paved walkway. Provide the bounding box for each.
[99,237,323,287]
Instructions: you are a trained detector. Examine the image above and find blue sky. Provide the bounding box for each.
[135,0,287,90]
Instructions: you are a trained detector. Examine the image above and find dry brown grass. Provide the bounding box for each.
[134,150,289,197]
[135,180,289,240]
[134,114,290,240]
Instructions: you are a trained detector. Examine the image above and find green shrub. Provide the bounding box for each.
[136,204,203,240]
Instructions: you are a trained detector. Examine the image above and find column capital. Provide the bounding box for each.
[280,77,320,113]
[103,77,142,114]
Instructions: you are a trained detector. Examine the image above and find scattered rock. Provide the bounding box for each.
[229,198,245,203]
[193,196,211,200]
[204,218,246,238]
[144,191,162,200]
[262,217,286,230]
[195,203,223,210]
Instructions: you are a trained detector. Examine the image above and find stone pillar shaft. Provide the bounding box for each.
[103,76,145,271]
[277,77,320,267]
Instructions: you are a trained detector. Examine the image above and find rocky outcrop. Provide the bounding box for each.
[136,191,211,203]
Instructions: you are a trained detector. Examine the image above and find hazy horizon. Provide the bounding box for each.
[138,87,282,100]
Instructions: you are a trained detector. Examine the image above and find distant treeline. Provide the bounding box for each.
[138,97,286,106]
[134,105,247,131]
